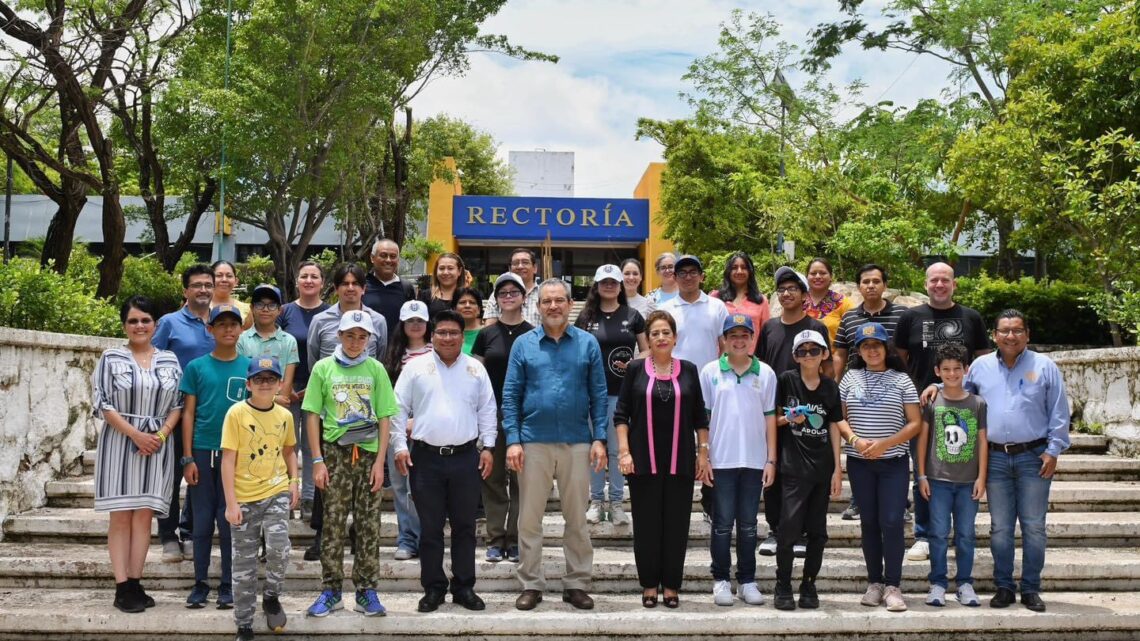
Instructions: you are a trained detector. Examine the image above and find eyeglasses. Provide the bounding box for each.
[794,347,824,358]
[996,328,1027,337]
[497,290,522,299]
[776,286,802,296]
[510,261,533,268]
[250,375,280,385]
[125,318,154,326]
[433,329,463,338]
[253,302,280,311]
[186,282,214,291]
[540,298,568,307]
[657,265,675,273]
[675,269,701,279]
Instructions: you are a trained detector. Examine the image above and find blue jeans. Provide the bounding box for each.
[846,455,908,587]
[189,449,231,586]
[987,444,1052,594]
[927,480,979,588]
[290,403,315,502]
[709,467,763,583]
[589,396,623,503]
[909,437,928,541]
[388,443,421,553]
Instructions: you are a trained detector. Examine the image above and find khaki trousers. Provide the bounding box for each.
[517,442,593,591]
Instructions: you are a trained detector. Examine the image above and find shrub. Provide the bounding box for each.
[954,275,1112,346]
[0,258,120,336]
[235,255,277,298]
[117,255,186,320]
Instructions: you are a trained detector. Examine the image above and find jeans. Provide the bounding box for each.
[589,396,623,503]
[709,467,763,583]
[987,443,1052,594]
[388,443,421,553]
[909,437,929,541]
[290,403,314,502]
[189,449,231,586]
[927,479,979,588]
[847,455,908,587]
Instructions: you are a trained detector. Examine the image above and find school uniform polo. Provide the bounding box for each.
[699,355,777,470]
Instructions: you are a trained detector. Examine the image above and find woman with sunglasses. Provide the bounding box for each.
[93,296,184,612]
[838,322,922,613]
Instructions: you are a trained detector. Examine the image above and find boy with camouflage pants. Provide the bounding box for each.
[222,357,299,641]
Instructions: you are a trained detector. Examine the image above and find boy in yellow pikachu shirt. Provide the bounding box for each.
[222,356,299,641]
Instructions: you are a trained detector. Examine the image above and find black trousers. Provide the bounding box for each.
[776,475,830,585]
[410,445,481,593]
[627,474,694,591]
[764,476,781,532]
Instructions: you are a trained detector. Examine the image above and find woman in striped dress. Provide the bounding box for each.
[837,322,921,613]
[92,296,184,613]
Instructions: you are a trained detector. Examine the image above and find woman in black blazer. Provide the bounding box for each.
[614,310,711,609]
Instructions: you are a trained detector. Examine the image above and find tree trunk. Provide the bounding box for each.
[40,178,88,274]
[96,188,127,299]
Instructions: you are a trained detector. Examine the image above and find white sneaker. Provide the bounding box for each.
[739,582,765,605]
[586,501,603,524]
[758,535,778,556]
[161,540,183,563]
[793,539,807,558]
[861,582,885,606]
[956,584,980,607]
[713,580,734,606]
[925,584,946,606]
[906,540,930,561]
[884,585,908,612]
[609,502,629,526]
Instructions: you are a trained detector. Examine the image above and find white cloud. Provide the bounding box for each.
[410,0,959,197]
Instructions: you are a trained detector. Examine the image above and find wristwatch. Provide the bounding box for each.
[180,456,195,467]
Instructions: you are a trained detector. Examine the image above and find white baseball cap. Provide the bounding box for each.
[399,300,429,323]
[338,310,374,335]
[792,329,828,351]
[593,264,622,283]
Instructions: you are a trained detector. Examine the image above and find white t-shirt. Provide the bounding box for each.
[658,292,729,368]
[699,356,778,469]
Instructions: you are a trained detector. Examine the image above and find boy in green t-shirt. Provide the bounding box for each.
[222,356,298,640]
[302,311,397,618]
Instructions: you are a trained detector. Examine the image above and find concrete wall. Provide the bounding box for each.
[0,328,119,535]
[1050,346,1140,456]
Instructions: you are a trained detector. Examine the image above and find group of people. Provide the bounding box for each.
[90,243,1071,640]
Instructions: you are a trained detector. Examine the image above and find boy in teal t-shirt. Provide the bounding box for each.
[179,304,250,609]
[302,311,397,618]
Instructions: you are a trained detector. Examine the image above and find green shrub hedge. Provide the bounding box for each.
[0,257,120,336]
[954,275,1112,346]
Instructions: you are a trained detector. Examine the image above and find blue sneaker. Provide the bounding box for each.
[216,582,234,609]
[186,581,210,609]
[506,544,520,563]
[486,545,503,563]
[354,589,386,616]
[307,589,343,617]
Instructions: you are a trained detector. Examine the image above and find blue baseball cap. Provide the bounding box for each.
[853,322,890,347]
[251,284,282,303]
[247,356,282,378]
[208,304,243,325]
[674,254,703,272]
[722,313,755,335]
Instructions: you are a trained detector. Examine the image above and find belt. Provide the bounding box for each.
[410,439,477,456]
[988,438,1048,454]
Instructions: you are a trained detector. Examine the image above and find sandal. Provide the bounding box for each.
[642,590,658,608]
[663,591,679,609]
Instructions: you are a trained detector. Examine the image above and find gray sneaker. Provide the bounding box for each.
[586,501,603,524]
[609,502,630,526]
[841,502,860,520]
[956,584,981,607]
[925,584,946,607]
[884,586,907,612]
[758,535,777,556]
[162,540,183,563]
[393,547,416,561]
[861,582,885,607]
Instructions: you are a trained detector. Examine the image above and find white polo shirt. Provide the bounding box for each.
[658,291,729,368]
[390,351,498,451]
[699,355,778,469]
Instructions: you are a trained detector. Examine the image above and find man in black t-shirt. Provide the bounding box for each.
[893,262,991,563]
[363,238,416,336]
[755,267,831,557]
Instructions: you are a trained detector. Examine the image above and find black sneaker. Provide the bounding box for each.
[235,625,255,641]
[773,582,796,611]
[217,582,234,609]
[114,581,146,613]
[798,579,819,609]
[263,595,287,632]
[186,581,210,609]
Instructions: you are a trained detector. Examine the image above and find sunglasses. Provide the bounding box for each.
[793,347,824,357]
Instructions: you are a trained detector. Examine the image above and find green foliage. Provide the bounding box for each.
[401,237,446,265]
[116,255,186,319]
[1085,280,1140,344]
[954,275,1112,346]
[236,255,278,297]
[0,258,119,337]
[701,250,787,294]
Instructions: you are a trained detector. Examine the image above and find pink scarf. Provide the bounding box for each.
[643,358,682,475]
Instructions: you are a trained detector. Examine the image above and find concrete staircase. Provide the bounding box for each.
[2,434,1139,639]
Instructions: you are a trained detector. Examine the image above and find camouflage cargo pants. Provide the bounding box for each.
[321,440,382,591]
[231,491,291,628]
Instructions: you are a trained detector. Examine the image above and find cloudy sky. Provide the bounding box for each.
[410,0,959,197]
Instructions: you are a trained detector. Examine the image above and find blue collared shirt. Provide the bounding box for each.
[153,306,215,369]
[965,349,1071,458]
[502,324,609,446]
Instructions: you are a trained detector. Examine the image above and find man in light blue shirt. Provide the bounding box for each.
[962,309,1070,612]
[502,279,608,612]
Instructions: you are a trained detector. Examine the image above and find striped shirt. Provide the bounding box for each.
[838,368,918,459]
[834,301,906,363]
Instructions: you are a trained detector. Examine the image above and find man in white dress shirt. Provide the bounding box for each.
[391,309,498,613]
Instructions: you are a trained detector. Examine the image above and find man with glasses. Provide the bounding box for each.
[893,262,989,562]
[657,255,729,368]
[391,310,498,613]
[363,238,416,336]
[237,285,300,408]
[755,266,831,557]
[153,263,217,562]
[485,248,541,326]
[503,279,609,611]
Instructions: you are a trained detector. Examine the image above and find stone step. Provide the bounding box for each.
[0,588,1137,640]
[46,476,1140,513]
[0,542,1135,593]
[8,507,1140,548]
